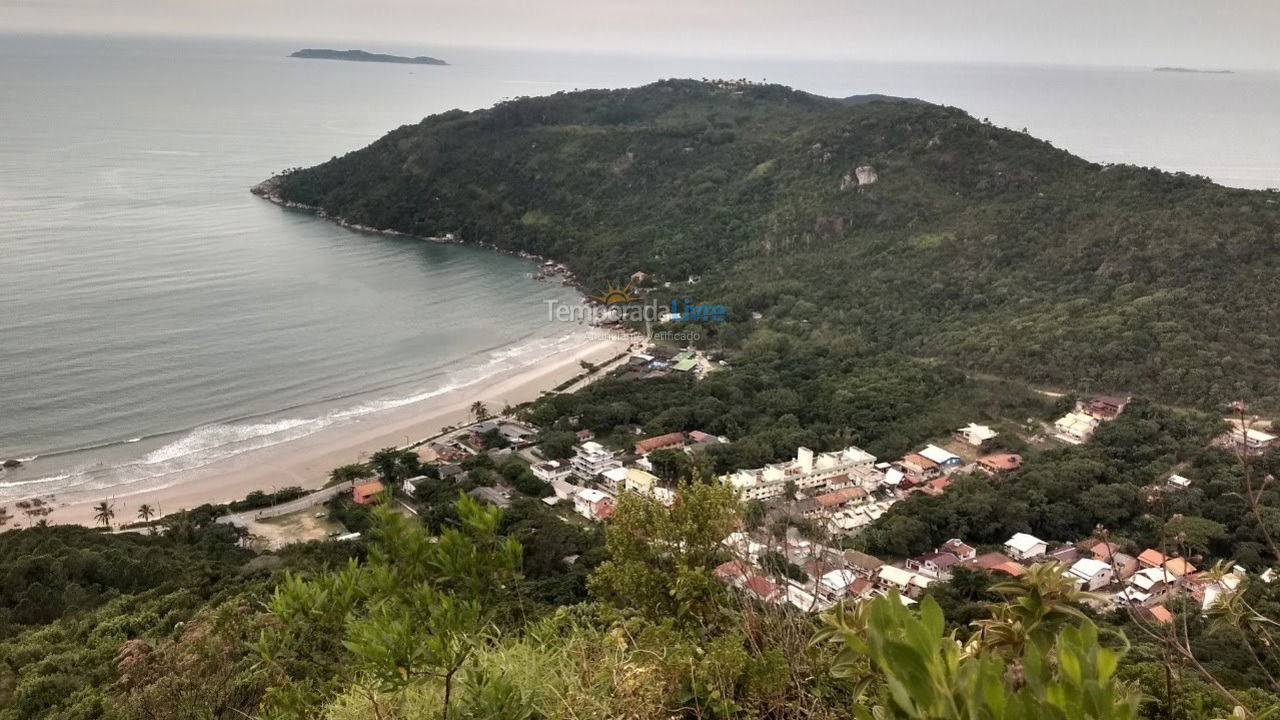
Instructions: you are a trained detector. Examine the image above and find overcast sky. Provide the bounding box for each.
[4,0,1278,69]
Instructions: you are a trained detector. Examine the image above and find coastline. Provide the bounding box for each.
[40,332,634,527]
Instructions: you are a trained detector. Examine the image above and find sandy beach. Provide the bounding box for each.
[40,332,634,527]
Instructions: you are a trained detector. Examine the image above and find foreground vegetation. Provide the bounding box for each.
[4,470,1280,719]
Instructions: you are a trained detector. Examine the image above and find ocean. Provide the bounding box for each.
[2,34,1279,506]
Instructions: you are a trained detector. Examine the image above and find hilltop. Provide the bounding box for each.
[266,79,1280,408]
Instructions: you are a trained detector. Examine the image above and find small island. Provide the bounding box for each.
[289,49,447,66]
[1154,66,1233,74]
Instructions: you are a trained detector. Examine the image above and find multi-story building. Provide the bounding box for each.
[720,445,877,500]
[570,441,621,480]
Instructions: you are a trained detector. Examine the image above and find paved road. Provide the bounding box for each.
[217,483,349,527]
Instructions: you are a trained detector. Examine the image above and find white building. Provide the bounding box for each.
[918,445,963,473]
[721,445,877,500]
[956,423,998,447]
[572,487,616,521]
[817,569,864,600]
[531,460,573,483]
[1054,412,1100,444]
[1067,558,1115,591]
[570,441,621,480]
[1004,533,1048,561]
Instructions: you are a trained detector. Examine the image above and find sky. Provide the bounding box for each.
[3,0,1279,69]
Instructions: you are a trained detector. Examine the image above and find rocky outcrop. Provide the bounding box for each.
[855,165,878,186]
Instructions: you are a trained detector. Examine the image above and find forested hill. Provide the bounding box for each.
[270,79,1280,408]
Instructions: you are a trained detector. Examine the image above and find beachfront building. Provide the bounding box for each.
[570,441,621,481]
[720,445,878,500]
[352,480,385,505]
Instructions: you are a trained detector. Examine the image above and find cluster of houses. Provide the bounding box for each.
[884,423,1023,494]
[715,521,1244,623]
[620,349,704,378]
[529,429,729,522]
[1053,395,1129,444]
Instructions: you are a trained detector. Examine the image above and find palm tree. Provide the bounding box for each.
[93,500,115,529]
[137,503,156,532]
[470,401,488,422]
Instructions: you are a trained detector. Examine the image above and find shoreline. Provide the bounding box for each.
[39,331,635,528]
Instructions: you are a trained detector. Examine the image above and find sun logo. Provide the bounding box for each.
[590,280,639,306]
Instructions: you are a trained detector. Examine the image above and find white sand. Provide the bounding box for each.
[44,332,635,527]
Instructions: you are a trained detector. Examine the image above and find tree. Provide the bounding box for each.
[818,592,1140,720]
[369,447,420,484]
[329,463,371,485]
[588,477,740,628]
[470,401,488,422]
[137,504,156,533]
[93,500,115,529]
[259,495,521,718]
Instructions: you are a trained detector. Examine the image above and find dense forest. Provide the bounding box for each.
[270,79,1280,409]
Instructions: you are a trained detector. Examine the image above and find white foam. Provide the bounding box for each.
[1,330,602,504]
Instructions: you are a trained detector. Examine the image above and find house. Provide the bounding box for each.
[906,551,961,579]
[918,477,951,496]
[468,486,512,508]
[977,454,1023,475]
[918,445,963,473]
[1166,474,1192,489]
[572,488,616,521]
[1122,567,1179,606]
[743,575,782,603]
[714,559,751,585]
[876,565,933,598]
[1004,532,1048,561]
[685,430,728,453]
[1110,552,1140,580]
[401,474,430,496]
[531,460,573,483]
[1163,557,1197,577]
[1143,604,1174,624]
[898,453,940,479]
[843,549,885,577]
[1049,546,1080,565]
[1054,412,1100,444]
[1087,395,1129,419]
[1067,558,1115,591]
[622,467,676,506]
[575,429,596,442]
[814,486,869,511]
[630,270,648,285]
[634,432,685,455]
[438,463,464,480]
[817,569,866,599]
[1223,426,1278,455]
[880,467,905,489]
[1079,538,1119,561]
[352,480,385,505]
[956,423,998,447]
[415,446,439,464]
[570,441,621,480]
[970,552,1025,577]
[672,358,699,373]
[1137,548,1167,569]
[939,538,977,562]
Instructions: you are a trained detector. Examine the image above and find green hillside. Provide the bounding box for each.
[271,79,1280,408]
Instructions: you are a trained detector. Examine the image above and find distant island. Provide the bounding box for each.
[289,49,447,66]
[1154,66,1233,74]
